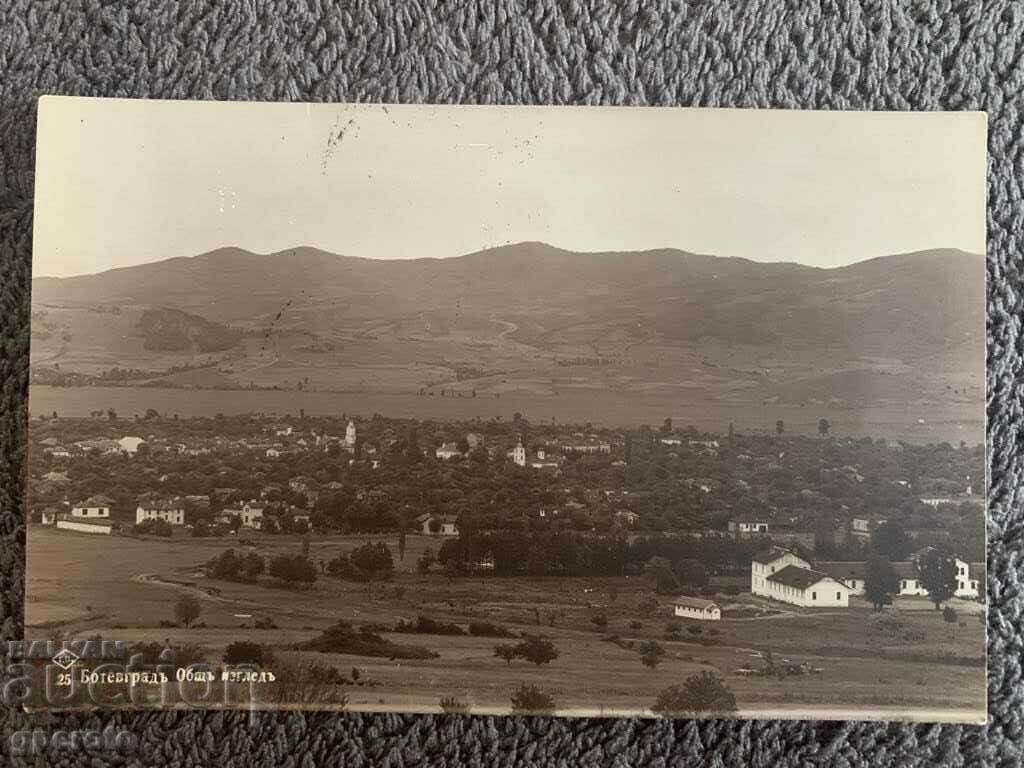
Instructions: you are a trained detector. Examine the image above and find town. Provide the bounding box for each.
[29,410,984,608]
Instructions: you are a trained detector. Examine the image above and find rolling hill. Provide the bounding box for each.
[29,242,984,414]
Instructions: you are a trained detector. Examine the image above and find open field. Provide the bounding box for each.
[27,527,986,721]
[28,384,982,444]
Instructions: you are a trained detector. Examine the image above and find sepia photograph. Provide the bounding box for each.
[25,97,986,721]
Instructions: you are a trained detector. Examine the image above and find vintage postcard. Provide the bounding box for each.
[23,97,986,721]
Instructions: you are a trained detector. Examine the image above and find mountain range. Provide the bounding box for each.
[29,242,984,421]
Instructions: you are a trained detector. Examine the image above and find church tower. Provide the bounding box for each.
[345,420,357,448]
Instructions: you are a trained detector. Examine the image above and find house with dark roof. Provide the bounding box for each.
[764,565,852,607]
[750,547,811,597]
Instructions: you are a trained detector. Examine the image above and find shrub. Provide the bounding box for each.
[134,518,173,537]
[590,613,608,630]
[469,621,514,638]
[301,620,439,660]
[268,554,318,585]
[266,657,347,706]
[439,696,469,714]
[687,626,703,636]
[943,606,958,623]
[254,616,277,629]
[326,554,369,581]
[417,548,436,575]
[513,636,559,666]
[651,671,737,718]
[223,641,274,666]
[207,549,264,583]
[393,615,465,636]
[639,640,665,669]
[510,683,556,715]
[349,541,394,578]
[628,620,643,630]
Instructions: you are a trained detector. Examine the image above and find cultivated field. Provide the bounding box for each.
[27,528,986,721]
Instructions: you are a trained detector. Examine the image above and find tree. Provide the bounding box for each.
[513,635,559,666]
[174,594,201,628]
[144,407,160,420]
[223,641,272,666]
[639,640,665,669]
[644,556,680,595]
[417,547,436,575]
[651,672,737,718]
[660,418,673,434]
[871,521,912,561]
[349,541,394,578]
[494,644,518,666]
[398,529,407,562]
[674,558,708,588]
[775,420,784,437]
[268,554,318,584]
[817,418,830,437]
[917,548,958,610]
[864,557,900,610]
[191,520,210,538]
[510,683,556,715]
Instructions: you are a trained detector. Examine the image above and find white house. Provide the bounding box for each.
[750,547,811,596]
[70,496,112,518]
[511,440,527,467]
[416,513,459,536]
[728,516,770,537]
[763,565,852,607]
[849,516,887,538]
[136,501,185,526]
[674,596,721,621]
[39,508,59,525]
[615,509,640,526]
[435,442,463,460]
[345,421,357,449]
[955,559,983,599]
[817,561,868,594]
[221,502,265,529]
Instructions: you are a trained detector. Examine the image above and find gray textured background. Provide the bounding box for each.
[0,1,1020,765]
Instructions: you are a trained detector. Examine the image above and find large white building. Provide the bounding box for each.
[813,557,984,601]
[220,502,265,529]
[136,501,185,526]
[345,421,357,449]
[751,548,852,607]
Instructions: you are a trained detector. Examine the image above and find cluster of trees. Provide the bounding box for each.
[864,548,963,611]
[436,532,754,579]
[206,549,265,583]
[493,636,560,667]
[327,542,394,581]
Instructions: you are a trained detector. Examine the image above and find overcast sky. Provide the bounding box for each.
[33,98,986,278]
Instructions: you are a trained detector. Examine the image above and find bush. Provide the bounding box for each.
[628,620,643,630]
[326,554,369,581]
[513,636,559,666]
[439,696,469,714]
[302,620,439,660]
[393,615,465,636]
[223,641,274,666]
[469,621,514,638]
[943,606,958,623]
[134,518,173,537]
[687,626,703,636]
[266,657,347,706]
[639,640,665,669]
[349,541,394,578]
[254,616,277,629]
[191,520,210,537]
[590,613,608,630]
[652,672,737,718]
[207,549,264,583]
[268,554,318,585]
[510,683,556,715]
[417,548,436,575]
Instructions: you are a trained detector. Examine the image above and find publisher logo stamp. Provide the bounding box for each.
[51,649,80,670]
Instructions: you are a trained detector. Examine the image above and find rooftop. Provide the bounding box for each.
[766,565,839,590]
